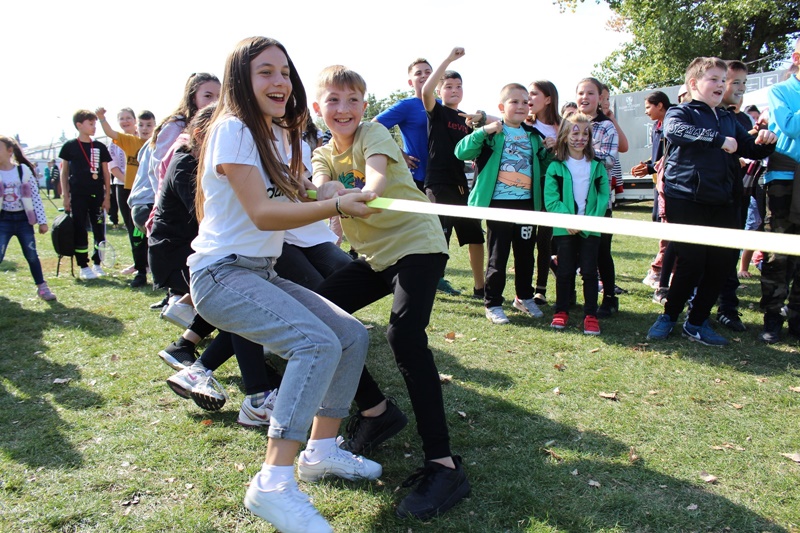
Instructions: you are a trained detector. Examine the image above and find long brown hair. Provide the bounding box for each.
[0,135,36,175]
[195,37,307,219]
[151,72,220,148]
[529,80,561,127]
[554,112,595,162]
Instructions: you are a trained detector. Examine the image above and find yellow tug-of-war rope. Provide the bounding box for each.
[306,191,800,256]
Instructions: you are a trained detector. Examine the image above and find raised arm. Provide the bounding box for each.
[95,107,119,140]
[422,47,465,112]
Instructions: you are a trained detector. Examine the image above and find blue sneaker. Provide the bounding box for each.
[647,314,676,340]
[682,319,729,346]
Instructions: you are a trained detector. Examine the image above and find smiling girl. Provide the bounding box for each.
[188,37,381,533]
[544,113,609,335]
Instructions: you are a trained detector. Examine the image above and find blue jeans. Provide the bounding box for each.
[190,254,368,443]
[0,211,45,285]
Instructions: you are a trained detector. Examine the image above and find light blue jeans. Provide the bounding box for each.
[190,254,368,442]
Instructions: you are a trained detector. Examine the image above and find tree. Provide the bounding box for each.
[559,0,800,91]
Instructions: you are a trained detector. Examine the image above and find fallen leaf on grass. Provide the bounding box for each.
[439,373,453,383]
[571,469,579,476]
[165,477,176,483]
[201,419,213,426]
[629,447,640,463]
[588,479,601,488]
[554,363,566,371]
[109,372,118,378]
[457,411,467,419]
[110,354,119,362]
[700,471,718,483]
[648,390,659,395]
[553,387,561,395]
[33,351,43,355]
[789,386,800,393]
[686,503,698,511]
[364,324,374,330]
[710,443,745,451]
[780,452,800,463]
[599,391,618,401]
[53,378,71,384]
[589,348,600,353]
[185,483,194,489]
[235,463,245,472]
[542,448,563,462]
[444,331,456,340]
[730,403,744,410]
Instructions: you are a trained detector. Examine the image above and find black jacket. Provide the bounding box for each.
[663,100,774,205]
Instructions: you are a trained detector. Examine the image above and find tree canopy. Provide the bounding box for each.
[559,0,800,91]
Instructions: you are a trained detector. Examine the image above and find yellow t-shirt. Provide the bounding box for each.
[312,122,448,272]
[113,133,147,189]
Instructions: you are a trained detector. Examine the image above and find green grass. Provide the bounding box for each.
[1,198,798,532]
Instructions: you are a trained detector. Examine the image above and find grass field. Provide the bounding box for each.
[1,198,798,532]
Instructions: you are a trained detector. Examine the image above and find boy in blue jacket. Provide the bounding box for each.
[647,57,777,346]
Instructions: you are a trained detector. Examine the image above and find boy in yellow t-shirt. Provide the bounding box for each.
[311,65,470,521]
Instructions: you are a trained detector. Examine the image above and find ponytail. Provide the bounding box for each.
[0,135,36,175]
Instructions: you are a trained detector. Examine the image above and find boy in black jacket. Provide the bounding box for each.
[647,57,777,346]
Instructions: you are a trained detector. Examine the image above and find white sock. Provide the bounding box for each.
[303,438,337,462]
[256,463,295,491]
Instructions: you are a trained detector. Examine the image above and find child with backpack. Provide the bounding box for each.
[0,135,56,300]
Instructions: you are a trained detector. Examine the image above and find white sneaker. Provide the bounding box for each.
[485,306,510,325]
[92,264,105,277]
[297,437,382,482]
[512,297,544,318]
[244,478,332,533]
[166,365,207,399]
[160,302,197,329]
[79,266,98,280]
[238,389,278,428]
[642,270,660,289]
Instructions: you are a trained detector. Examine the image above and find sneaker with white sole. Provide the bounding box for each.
[161,302,196,329]
[158,341,197,371]
[642,270,660,289]
[682,319,729,346]
[190,373,228,411]
[79,266,98,280]
[298,437,382,482]
[485,306,510,325]
[244,478,333,533]
[512,297,544,318]
[238,389,278,428]
[166,364,207,399]
[92,264,105,277]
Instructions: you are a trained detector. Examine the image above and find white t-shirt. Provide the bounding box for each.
[188,116,288,272]
[565,156,591,216]
[531,119,557,140]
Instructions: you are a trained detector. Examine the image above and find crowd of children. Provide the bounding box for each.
[9,36,800,532]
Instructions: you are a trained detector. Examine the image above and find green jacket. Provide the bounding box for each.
[544,159,610,238]
[454,123,553,210]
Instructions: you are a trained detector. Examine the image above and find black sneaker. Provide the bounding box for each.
[150,294,170,310]
[758,312,784,344]
[158,341,198,370]
[472,287,485,299]
[717,310,746,332]
[341,398,408,455]
[396,455,471,520]
[131,274,148,288]
[596,295,619,318]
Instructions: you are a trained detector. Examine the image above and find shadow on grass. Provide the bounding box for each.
[0,296,114,469]
[347,333,787,533]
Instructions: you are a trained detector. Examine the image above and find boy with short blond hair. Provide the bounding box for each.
[311,64,470,521]
[58,109,112,280]
[646,57,777,345]
[455,82,554,324]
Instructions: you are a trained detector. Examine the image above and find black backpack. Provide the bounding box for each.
[51,213,75,276]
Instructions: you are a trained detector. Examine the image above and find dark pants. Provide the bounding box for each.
[535,225,552,293]
[0,211,45,284]
[658,242,677,288]
[597,208,615,297]
[316,253,451,461]
[554,234,600,316]
[274,241,352,292]
[109,184,123,225]
[69,193,104,268]
[663,197,739,325]
[760,180,800,315]
[117,187,148,275]
[484,199,536,308]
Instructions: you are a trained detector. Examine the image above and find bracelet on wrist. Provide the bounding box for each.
[335,196,350,219]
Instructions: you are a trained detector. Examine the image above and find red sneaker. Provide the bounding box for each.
[583,315,601,335]
[551,311,569,330]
